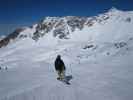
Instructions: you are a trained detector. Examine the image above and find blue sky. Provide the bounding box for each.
[0,0,133,35]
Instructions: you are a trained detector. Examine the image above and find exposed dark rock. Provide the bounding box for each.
[114,42,127,48]
[0,28,24,48]
[125,17,131,23]
[67,17,87,31]
[106,52,110,55]
[129,37,133,40]
[83,44,94,49]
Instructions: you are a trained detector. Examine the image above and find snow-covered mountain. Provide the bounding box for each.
[1,8,133,47]
[0,8,133,100]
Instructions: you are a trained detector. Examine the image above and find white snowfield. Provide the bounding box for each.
[0,8,133,100]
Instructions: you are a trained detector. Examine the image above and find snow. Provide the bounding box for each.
[0,8,133,100]
[18,24,37,38]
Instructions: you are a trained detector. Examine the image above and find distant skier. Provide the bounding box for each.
[54,55,66,80]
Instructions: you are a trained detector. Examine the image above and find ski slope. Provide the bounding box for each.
[0,8,133,100]
[0,39,133,100]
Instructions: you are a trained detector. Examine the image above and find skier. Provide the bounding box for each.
[54,55,66,80]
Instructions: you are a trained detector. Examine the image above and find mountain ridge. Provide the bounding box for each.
[0,8,132,48]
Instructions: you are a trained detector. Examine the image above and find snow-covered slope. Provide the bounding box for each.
[0,8,133,100]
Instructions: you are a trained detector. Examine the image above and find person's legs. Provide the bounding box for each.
[60,70,65,80]
[57,70,62,80]
[57,70,65,80]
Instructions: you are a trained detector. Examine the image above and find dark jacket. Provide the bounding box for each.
[55,55,66,72]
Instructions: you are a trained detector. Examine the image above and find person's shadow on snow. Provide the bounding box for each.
[65,75,73,82]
